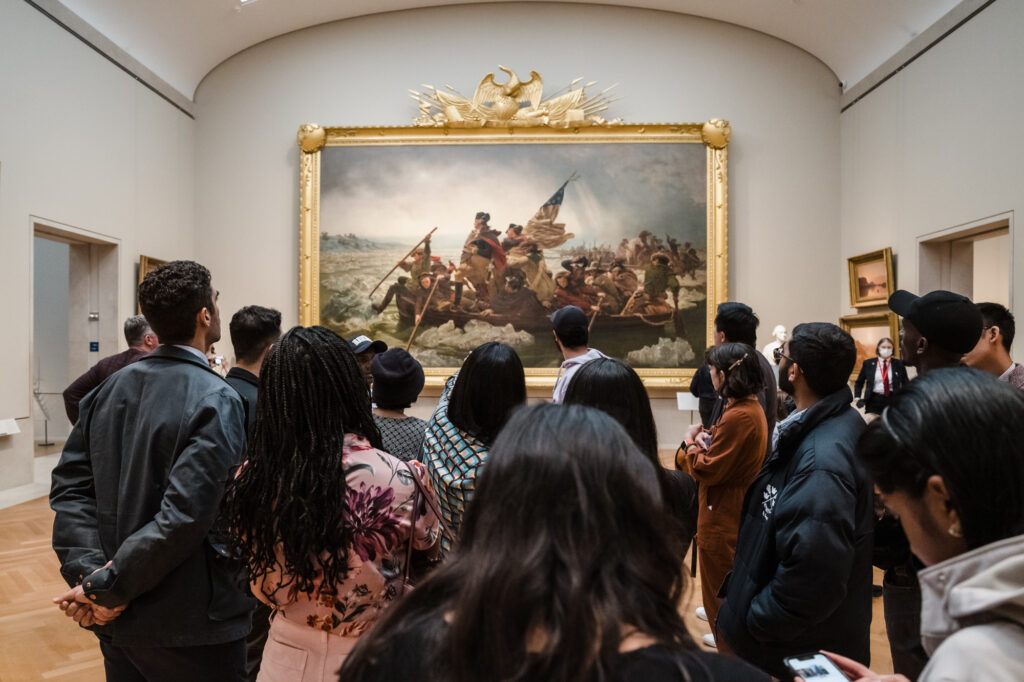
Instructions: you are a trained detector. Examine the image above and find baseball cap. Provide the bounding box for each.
[551,305,588,338]
[888,289,983,354]
[347,334,388,354]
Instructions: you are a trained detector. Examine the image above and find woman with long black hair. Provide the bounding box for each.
[420,341,526,556]
[223,326,441,681]
[341,404,767,681]
[813,369,1024,682]
[563,357,698,544]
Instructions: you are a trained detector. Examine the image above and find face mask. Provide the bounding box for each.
[879,347,893,358]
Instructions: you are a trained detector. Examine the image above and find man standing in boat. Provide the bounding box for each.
[502,224,526,251]
[640,252,681,314]
[398,234,432,292]
[460,211,502,263]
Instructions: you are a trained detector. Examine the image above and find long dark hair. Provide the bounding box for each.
[447,341,526,445]
[564,358,658,459]
[857,368,1024,550]
[705,342,764,399]
[223,326,382,596]
[341,404,696,681]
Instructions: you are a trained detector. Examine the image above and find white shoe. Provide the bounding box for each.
[702,633,717,648]
[696,606,708,622]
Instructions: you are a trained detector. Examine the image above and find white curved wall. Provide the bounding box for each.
[194,2,841,445]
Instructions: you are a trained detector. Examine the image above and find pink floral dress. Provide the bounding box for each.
[255,434,441,638]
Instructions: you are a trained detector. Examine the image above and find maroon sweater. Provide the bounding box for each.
[62,348,148,423]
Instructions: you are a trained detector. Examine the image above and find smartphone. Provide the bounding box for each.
[783,653,849,681]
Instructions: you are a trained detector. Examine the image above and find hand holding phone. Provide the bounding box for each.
[784,653,850,681]
[696,432,712,450]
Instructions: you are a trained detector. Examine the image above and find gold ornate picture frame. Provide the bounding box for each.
[848,247,895,308]
[839,310,900,381]
[298,121,729,395]
[137,255,167,313]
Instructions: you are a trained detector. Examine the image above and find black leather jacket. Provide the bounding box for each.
[50,345,251,647]
[717,387,873,679]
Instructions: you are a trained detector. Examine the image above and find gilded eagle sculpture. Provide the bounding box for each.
[411,66,620,128]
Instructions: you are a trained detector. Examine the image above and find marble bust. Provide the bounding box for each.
[763,324,787,365]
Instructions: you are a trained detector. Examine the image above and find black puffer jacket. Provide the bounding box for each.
[717,386,873,679]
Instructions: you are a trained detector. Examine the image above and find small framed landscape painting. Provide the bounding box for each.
[847,247,894,308]
[839,311,900,380]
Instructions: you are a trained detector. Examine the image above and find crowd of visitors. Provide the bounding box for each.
[47,259,1023,682]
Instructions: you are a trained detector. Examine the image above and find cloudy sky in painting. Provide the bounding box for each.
[320,142,707,250]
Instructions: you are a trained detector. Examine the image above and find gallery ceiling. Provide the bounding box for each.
[55,0,967,100]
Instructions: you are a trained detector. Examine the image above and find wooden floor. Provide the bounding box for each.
[0,494,892,681]
[0,497,105,682]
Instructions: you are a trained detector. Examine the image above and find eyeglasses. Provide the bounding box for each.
[773,347,795,364]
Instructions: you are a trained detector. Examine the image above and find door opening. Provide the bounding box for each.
[31,221,119,448]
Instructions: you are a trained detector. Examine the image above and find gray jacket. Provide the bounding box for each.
[918,534,1024,681]
[50,345,251,647]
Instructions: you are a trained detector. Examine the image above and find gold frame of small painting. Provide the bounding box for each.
[839,311,900,382]
[847,247,895,308]
[137,255,167,313]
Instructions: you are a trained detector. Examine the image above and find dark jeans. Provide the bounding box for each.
[882,565,929,680]
[100,638,246,682]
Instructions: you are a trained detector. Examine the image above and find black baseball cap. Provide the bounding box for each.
[550,305,588,338]
[888,289,983,354]
[347,334,388,354]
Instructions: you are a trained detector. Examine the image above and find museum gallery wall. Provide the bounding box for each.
[193,3,842,447]
[0,0,196,490]
[4,1,1023,492]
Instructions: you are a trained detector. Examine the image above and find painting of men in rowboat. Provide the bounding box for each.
[316,140,710,370]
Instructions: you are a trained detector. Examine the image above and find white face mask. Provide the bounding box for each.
[878,347,893,358]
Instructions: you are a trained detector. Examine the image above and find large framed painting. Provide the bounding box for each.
[848,247,895,308]
[839,311,900,381]
[298,121,729,394]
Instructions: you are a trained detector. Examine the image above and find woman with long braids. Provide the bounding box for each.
[420,341,526,557]
[340,404,768,682]
[224,326,441,681]
[677,342,767,650]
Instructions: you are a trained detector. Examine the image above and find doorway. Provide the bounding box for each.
[918,214,1012,307]
[31,220,119,446]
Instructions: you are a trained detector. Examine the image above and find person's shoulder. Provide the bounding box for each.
[1007,364,1024,390]
[923,622,1024,681]
[615,647,770,682]
[792,408,864,474]
[403,415,428,430]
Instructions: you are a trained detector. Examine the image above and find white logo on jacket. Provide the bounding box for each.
[761,484,778,520]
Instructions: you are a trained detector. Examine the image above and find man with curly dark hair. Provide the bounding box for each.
[50,260,252,681]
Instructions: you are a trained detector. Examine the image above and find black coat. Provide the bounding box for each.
[50,345,251,647]
[717,386,873,679]
[225,366,259,432]
[853,357,908,412]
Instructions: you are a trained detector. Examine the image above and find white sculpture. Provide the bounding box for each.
[763,325,787,365]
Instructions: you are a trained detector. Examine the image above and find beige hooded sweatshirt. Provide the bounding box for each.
[918,534,1024,681]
